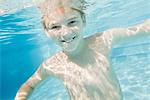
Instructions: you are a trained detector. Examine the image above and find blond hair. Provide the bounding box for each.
[37,0,87,29]
[38,0,87,14]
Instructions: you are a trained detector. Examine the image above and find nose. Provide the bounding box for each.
[60,25,74,40]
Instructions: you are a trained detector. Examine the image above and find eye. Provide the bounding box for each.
[68,20,78,26]
[50,25,61,30]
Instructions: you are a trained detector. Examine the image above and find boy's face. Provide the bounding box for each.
[44,8,85,53]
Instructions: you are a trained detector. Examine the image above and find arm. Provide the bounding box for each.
[112,19,150,44]
[15,63,48,100]
[99,19,150,56]
[105,19,150,45]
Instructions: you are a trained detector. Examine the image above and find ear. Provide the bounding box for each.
[44,30,51,37]
[42,20,47,29]
[81,13,86,25]
[41,19,49,37]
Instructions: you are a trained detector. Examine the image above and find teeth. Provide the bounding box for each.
[61,35,77,43]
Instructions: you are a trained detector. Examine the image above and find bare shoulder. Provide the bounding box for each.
[42,51,68,76]
[86,32,104,45]
[86,32,111,56]
[44,51,67,67]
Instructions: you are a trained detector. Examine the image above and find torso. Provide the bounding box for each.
[43,33,123,100]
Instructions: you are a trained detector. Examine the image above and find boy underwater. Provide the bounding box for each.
[15,0,150,100]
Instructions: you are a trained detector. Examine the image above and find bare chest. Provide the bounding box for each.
[45,56,121,100]
[46,54,110,83]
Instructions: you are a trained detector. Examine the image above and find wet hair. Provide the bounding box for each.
[37,0,87,30]
[42,8,86,31]
[38,0,88,12]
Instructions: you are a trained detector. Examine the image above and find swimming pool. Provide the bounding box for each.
[0,0,150,99]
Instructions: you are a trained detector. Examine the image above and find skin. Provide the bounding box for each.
[43,7,86,57]
[15,1,150,100]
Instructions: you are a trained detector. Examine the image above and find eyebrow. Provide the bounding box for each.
[49,17,78,25]
[49,22,59,26]
[68,16,78,21]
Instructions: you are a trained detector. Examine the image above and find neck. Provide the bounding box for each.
[64,38,87,57]
[64,38,95,66]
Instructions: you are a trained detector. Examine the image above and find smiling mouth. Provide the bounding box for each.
[61,35,77,43]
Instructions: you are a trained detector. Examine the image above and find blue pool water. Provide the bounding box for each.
[0,0,150,100]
